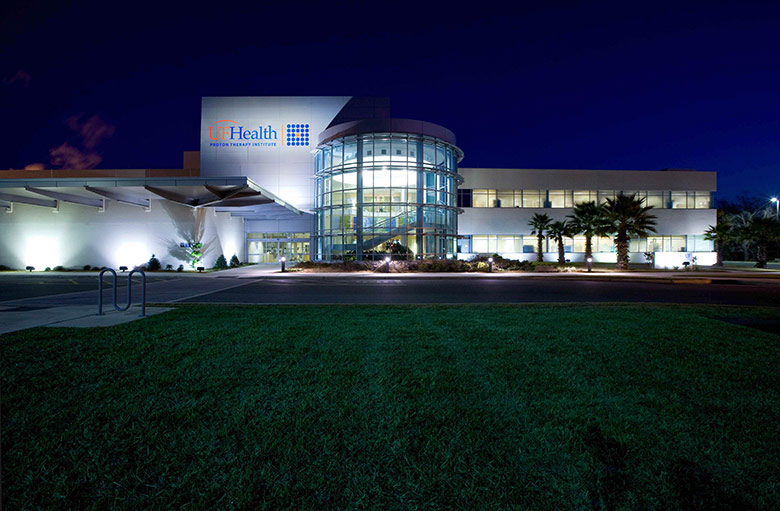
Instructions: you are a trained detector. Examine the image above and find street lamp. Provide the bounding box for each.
[586,256,593,272]
[384,256,391,273]
[771,197,779,221]
[487,257,493,273]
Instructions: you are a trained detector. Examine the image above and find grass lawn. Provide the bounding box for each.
[2,304,779,510]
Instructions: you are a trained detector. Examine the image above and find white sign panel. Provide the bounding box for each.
[200,97,351,211]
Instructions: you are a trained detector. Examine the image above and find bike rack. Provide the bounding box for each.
[98,268,146,317]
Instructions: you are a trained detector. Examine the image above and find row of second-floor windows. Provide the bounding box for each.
[459,234,714,254]
[457,189,713,209]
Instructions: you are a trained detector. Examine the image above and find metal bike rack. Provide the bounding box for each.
[98,268,146,317]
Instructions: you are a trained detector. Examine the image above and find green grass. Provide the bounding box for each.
[2,304,780,510]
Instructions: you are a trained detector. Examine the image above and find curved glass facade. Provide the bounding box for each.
[315,133,463,260]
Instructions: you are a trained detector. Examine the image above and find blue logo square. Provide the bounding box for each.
[286,123,310,147]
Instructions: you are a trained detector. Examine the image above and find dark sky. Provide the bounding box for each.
[2,1,778,201]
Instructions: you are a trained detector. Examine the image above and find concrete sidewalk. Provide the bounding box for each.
[0,304,172,335]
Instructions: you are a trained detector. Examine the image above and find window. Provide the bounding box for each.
[549,190,572,208]
[522,190,542,208]
[646,191,665,209]
[695,192,711,209]
[497,190,514,208]
[671,192,687,209]
[574,190,596,205]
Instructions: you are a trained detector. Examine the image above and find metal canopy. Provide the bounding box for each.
[25,186,104,209]
[84,186,150,209]
[0,176,302,214]
[0,191,57,209]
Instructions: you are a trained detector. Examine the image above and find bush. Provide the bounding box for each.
[213,254,228,270]
[295,261,373,272]
[147,254,161,271]
[0,265,13,271]
[165,264,173,271]
[83,265,92,271]
[44,267,51,272]
[177,264,184,272]
[53,265,66,272]
[229,254,240,268]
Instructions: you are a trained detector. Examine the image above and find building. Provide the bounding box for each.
[0,96,716,270]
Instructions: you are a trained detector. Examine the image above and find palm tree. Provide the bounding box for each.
[547,220,573,264]
[703,213,733,266]
[603,194,657,270]
[528,213,552,262]
[745,217,780,268]
[567,201,609,261]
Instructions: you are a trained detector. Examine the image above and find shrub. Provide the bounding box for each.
[83,265,92,271]
[147,254,161,271]
[0,265,13,271]
[213,254,228,270]
[165,264,173,271]
[45,267,51,272]
[53,265,66,272]
[229,254,240,268]
[177,264,184,272]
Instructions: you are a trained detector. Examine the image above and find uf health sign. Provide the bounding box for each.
[207,120,310,148]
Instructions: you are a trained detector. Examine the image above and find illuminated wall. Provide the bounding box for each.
[0,200,244,270]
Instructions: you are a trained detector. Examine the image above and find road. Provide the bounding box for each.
[3,273,778,307]
[176,276,780,306]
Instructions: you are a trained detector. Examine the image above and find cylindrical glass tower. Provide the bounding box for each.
[314,119,464,261]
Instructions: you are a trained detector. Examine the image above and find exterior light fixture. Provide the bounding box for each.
[772,197,779,220]
[488,257,493,273]
[280,256,286,273]
[586,256,593,272]
[384,256,391,272]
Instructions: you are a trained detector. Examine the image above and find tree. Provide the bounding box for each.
[213,254,228,270]
[703,213,733,266]
[603,194,657,270]
[745,217,780,268]
[528,213,552,262]
[546,220,574,264]
[567,201,609,261]
[229,254,241,268]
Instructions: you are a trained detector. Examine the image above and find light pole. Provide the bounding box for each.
[772,197,779,221]
[280,256,286,272]
[487,257,493,273]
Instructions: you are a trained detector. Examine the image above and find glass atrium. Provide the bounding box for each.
[314,129,463,260]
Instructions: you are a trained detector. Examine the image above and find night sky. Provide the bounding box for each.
[2,1,778,202]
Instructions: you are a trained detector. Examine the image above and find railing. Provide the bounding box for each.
[98,268,146,317]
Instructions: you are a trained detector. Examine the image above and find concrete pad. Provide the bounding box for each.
[0,305,172,335]
[48,306,173,328]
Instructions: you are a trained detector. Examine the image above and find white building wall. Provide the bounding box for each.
[200,97,351,212]
[0,200,244,270]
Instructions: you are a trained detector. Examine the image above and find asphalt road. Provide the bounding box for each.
[179,277,780,306]
[2,274,780,307]
[0,275,171,302]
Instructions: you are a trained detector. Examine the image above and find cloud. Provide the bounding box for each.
[45,114,115,169]
[3,70,31,88]
[65,114,116,150]
[49,143,102,169]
